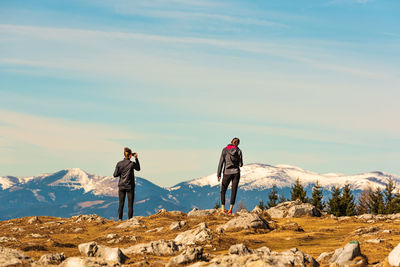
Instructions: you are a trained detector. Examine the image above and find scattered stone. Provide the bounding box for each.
[188,208,218,217]
[382,229,392,234]
[354,226,380,235]
[107,234,118,239]
[367,219,376,224]
[389,213,400,220]
[229,244,252,256]
[280,221,304,232]
[366,238,383,244]
[357,214,374,220]
[30,233,45,238]
[38,252,65,265]
[0,237,18,242]
[11,227,25,232]
[124,239,184,256]
[389,242,400,267]
[59,257,119,267]
[28,216,41,224]
[169,210,186,216]
[338,216,352,221]
[145,227,163,233]
[168,246,204,265]
[317,251,334,262]
[115,217,141,228]
[329,241,362,266]
[175,223,212,245]
[266,200,321,218]
[73,214,106,224]
[73,228,84,233]
[170,221,187,231]
[217,212,269,232]
[78,241,128,264]
[251,206,263,214]
[0,246,33,266]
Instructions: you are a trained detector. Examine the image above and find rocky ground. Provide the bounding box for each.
[1,201,400,266]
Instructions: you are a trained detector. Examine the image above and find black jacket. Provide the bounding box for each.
[114,158,140,189]
[217,144,243,177]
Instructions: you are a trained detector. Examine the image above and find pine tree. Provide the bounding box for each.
[258,200,265,211]
[278,194,287,203]
[368,188,385,214]
[357,187,372,215]
[384,178,397,214]
[340,184,356,216]
[267,185,278,208]
[290,178,308,203]
[311,180,324,211]
[328,186,341,217]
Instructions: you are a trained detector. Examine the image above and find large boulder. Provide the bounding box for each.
[0,246,33,266]
[188,208,218,217]
[168,247,204,266]
[38,252,65,265]
[266,200,320,218]
[170,221,187,231]
[388,242,400,266]
[328,241,362,266]
[59,257,118,267]
[217,213,269,232]
[174,223,212,245]
[189,244,318,267]
[78,241,128,264]
[123,240,184,256]
[115,217,141,228]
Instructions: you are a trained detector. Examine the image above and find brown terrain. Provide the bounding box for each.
[0,206,399,266]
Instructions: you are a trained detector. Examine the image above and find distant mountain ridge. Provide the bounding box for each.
[1,164,399,220]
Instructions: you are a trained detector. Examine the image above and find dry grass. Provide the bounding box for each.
[0,213,399,265]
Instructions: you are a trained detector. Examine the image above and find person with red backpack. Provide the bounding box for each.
[217,138,243,214]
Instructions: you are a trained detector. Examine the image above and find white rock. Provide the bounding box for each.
[168,246,203,265]
[145,227,163,233]
[174,223,212,245]
[229,244,252,256]
[124,239,184,256]
[388,242,400,266]
[115,217,141,228]
[0,237,17,243]
[217,213,269,232]
[251,206,263,214]
[188,208,218,217]
[59,257,117,267]
[78,241,128,264]
[329,241,361,265]
[170,221,187,231]
[366,238,383,244]
[28,216,41,224]
[0,246,33,266]
[38,252,65,265]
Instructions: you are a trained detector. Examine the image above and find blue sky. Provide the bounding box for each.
[0,0,399,187]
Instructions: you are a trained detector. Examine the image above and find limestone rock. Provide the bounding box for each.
[174,223,212,245]
[73,214,106,224]
[354,226,379,235]
[328,241,361,265]
[115,217,141,228]
[28,216,41,224]
[124,239,184,256]
[188,208,218,217]
[357,214,374,221]
[170,221,187,231]
[0,237,18,242]
[266,200,320,218]
[229,244,252,256]
[251,206,263,214]
[146,227,164,233]
[217,212,269,232]
[59,257,120,267]
[388,242,400,266]
[316,251,333,262]
[0,246,33,266]
[78,241,128,264]
[366,238,383,244]
[168,246,204,265]
[38,252,65,265]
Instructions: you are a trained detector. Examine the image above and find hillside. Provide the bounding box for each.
[1,203,400,266]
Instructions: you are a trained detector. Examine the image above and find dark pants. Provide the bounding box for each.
[220,173,240,205]
[118,188,135,220]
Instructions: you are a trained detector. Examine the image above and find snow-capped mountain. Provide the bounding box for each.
[186,163,400,191]
[1,164,399,220]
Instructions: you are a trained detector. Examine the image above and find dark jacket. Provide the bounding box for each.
[217,144,243,177]
[114,158,140,190]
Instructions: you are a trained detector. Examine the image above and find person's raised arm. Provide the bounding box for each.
[239,149,243,167]
[113,163,120,177]
[133,153,140,171]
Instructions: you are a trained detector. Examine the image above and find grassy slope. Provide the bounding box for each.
[0,212,398,265]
